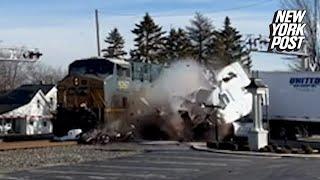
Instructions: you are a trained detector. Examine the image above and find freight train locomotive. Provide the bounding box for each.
[53,57,163,136]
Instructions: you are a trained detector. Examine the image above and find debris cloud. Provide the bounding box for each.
[81,60,224,143]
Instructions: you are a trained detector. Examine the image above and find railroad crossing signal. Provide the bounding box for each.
[244,34,308,57]
[0,46,42,62]
[244,34,314,70]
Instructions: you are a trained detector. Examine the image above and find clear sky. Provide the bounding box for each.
[0,0,293,71]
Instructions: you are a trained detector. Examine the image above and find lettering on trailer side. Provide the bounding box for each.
[289,77,320,89]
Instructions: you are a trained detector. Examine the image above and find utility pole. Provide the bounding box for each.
[315,0,319,70]
[95,9,101,57]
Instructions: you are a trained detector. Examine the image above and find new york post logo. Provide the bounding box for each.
[268,10,306,51]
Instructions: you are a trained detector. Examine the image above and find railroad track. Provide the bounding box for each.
[0,140,77,151]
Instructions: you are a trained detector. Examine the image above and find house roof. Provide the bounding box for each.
[0,90,8,96]
[0,84,55,115]
[18,84,55,95]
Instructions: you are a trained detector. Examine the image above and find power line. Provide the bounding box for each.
[207,0,275,13]
[100,0,276,18]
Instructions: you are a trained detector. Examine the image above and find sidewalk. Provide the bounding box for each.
[191,143,320,158]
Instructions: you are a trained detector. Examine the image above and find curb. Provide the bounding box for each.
[191,145,320,159]
[139,141,181,145]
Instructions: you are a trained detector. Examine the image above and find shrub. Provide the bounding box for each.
[218,142,238,151]
[301,144,313,154]
[206,141,218,149]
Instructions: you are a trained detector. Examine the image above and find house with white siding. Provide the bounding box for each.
[0,84,57,135]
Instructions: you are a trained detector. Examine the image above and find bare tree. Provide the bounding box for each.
[26,63,66,84]
[0,62,30,91]
[0,62,66,91]
[282,0,319,71]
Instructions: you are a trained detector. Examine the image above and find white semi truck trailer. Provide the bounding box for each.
[259,71,320,139]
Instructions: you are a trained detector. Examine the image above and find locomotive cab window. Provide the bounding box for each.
[69,58,114,76]
[116,65,130,78]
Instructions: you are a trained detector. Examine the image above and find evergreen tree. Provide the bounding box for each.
[186,12,214,65]
[130,13,166,64]
[102,28,127,59]
[212,17,251,69]
[165,28,192,61]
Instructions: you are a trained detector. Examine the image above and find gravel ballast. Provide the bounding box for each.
[0,143,141,173]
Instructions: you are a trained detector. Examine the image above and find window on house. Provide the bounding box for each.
[37,100,40,108]
[43,121,47,127]
[29,120,34,126]
[50,97,54,105]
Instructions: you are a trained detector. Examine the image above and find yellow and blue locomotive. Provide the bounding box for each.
[54,57,163,136]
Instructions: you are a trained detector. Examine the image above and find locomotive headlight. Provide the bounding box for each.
[74,77,79,86]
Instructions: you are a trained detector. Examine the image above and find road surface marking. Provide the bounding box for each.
[54,176,74,180]
[28,169,175,179]
[134,155,252,162]
[266,164,288,169]
[116,160,227,167]
[1,177,21,180]
[88,176,108,180]
[155,151,281,159]
[76,164,200,172]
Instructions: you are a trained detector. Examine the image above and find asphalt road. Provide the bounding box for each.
[3,146,320,180]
